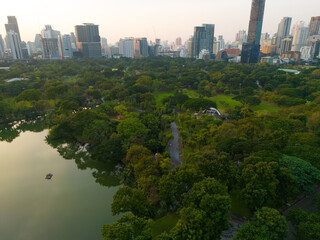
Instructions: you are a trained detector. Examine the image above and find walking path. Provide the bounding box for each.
[168,122,181,168]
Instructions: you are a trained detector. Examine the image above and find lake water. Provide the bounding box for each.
[0,129,120,240]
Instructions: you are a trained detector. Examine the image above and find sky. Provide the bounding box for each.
[1,0,320,44]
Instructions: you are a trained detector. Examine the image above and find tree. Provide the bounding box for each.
[171,178,231,240]
[235,207,288,240]
[240,161,279,211]
[184,98,217,111]
[288,209,320,240]
[117,118,149,144]
[158,165,204,211]
[112,186,154,218]
[279,155,320,193]
[15,89,42,102]
[101,214,153,240]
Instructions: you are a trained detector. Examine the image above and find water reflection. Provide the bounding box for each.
[0,120,122,187]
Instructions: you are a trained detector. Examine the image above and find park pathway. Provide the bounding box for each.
[168,122,181,168]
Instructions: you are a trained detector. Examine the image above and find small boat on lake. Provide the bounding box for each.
[45,173,53,180]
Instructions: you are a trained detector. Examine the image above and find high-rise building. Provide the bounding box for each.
[292,22,309,51]
[5,16,21,42]
[241,0,266,63]
[70,32,77,50]
[276,17,292,50]
[308,35,320,58]
[20,41,29,59]
[59,34,73,59]
[34,34,42,50]
[176,37,182,46]
[300,46,314,61]
[193,24,215,58]
[134,38,148,58]
[7,31,22,59]
[119,38,135,58]
[0,35,5,59]
[309,16,320,36]
[40,25,61,60]
[280,37,293,55]
[75,23,101,58]
[236,30,247,44]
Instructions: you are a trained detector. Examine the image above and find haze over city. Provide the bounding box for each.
[1,0,320,43]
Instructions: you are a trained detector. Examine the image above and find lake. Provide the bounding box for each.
[0,128,121,240]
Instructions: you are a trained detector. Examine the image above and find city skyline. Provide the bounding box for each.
[1,0,320,44]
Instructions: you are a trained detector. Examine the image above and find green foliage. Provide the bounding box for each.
[112,186,154,218]
[235,207,288,240]
[15,89,42,102]
[101,214,153,240]
[279,155,320,192]
[288,209,320,240]
[171,178,231,240]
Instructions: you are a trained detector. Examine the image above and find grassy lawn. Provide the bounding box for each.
[152,213,179,239]
[254,101,282,112]
[209,95,242,111]
[154,91,174,103]
[230,190,251,217]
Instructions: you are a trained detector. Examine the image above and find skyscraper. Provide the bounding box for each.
[176,37,182,46]
[119,38,135,58]
[193,24,215,58]
[7,31,22,60]
[241,0,266,63]
[309,16,320,36]
[75,23,101,58]
[276,17,292,51]
[236,30,247,44]
[59,34,73,59]
[280,37,293,55]
[40,25,61,60]
[0,35,5,59]
[134,38,148,58]
[5,16,21,42]
[292,22,309,51]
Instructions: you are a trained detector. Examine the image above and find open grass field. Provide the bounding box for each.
[254,101,283,112]
[209,94,242,111]
[152,213,179,239]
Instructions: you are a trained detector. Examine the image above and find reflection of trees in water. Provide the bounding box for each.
[47,139,121,187]
[0,121,121,188]
[0,119,47,142]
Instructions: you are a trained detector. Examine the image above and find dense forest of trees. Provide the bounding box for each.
[1,58,320,239]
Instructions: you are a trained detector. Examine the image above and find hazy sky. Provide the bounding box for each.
[1,0,319,44]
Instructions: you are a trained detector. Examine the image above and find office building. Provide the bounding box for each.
[300,46,314,61]
[59,34,73,59]
[308,35,320,58]
[236,30,247,44]
[309,16,320,36]
[134,38,148,58]
[193,24,215,58]
[75,23,101,58]
[292,22,309,51]
[176,37,182,46]
[40,25,61,60]
[7,31,22,59]
[0,35,5,58]
[280,37,293,55]
[276,17,292,51]
[241,0,266,63]
[20,41,29,59]
[119,38,134,58]
[5,16,21,42]
[70,32,77,50]
[34,34,42,50]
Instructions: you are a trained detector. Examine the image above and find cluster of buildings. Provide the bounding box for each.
[0,0,319,63]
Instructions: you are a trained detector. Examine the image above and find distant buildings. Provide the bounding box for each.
[5,16,21,42]
[300,46,314,61]
[241,0,266,63]
[309,16,320,36]
[276,17,292,52]
[7,31,22,59]
[119,38,134,58]
[280,37,293,55]
[75,23,102,58]
[40,25,60,60]
[292,22,309,51]
[59,34,73,59]
[193,24,215,58]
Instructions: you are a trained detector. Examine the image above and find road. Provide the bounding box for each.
[168,122,181,168]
